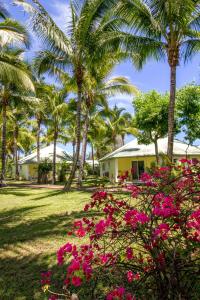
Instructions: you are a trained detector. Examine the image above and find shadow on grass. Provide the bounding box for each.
[0,251,66,300]
[0,206,101,248]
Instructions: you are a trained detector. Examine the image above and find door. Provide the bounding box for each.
[132,161,144,180]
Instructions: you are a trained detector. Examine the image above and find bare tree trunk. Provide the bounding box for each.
[167,65,177,162]
[14,125,19,180]
[64,67,83,191]
[78,113,89,187]
[0,96,7,184]
[52,131,57,185]
[91,143,95,175]
[37,118,41,183]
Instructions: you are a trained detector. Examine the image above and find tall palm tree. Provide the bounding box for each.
[114,0,200,161]
[78,70,138,186]
[45,86,68,184]
[0,48,34,183]
[30,81,52,182]
[14,0,119,191]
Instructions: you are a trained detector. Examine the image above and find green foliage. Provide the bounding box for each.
[38,159,52,183]
[176,84,200,144]
[133,90,169,143]
[58,162,70,182]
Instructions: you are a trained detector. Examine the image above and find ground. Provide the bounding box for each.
[0,186,92,300]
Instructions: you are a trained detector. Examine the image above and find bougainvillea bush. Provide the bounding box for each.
[42,160,200,300]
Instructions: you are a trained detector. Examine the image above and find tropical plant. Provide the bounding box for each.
[14,0,120,191]
[78,64,138,186]
[45,86,68,184]
[106,105,136,150]
[0,48,34,183]
[114,0,200,161]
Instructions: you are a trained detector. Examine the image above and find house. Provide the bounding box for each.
[99,137,200,183]
[17,145,72,180]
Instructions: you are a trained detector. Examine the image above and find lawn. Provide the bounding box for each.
[0,186,92,300]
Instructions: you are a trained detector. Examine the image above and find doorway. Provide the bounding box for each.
[132,161,144,180]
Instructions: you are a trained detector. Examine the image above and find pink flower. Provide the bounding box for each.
[75,227,86,237]
[95,219,109,235]
[126,247,134,260]
[153,223,170,240]
[127,185,141,198]
[57,243,73,265]
[187,209,200,242]
[71,276,82,287]
[125,210,149,228]
[127,270,134,282]
[152,194,179,218]
[92,191,107,201]
[67,259,80,275]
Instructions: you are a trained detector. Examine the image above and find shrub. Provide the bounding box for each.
[42,160,200,299]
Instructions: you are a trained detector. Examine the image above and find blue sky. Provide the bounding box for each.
[8,0,200,148]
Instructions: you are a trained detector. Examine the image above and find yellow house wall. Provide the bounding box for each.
[28,164,38,179]
[118,156,156,176]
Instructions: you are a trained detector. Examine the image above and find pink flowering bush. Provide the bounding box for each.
[43,160,200,299]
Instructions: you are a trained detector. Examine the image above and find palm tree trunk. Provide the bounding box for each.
[37,118,41,183]
[78,113,89,187]
[91,143,95,175]
[0,96,7,184]
[52,131,57,185]
[72,140,76,159]
[167,65,177,162]
[64,68,83,191]
[14,125,19,180]
[154,138,159,165]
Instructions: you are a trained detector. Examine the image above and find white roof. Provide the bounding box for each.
[18,144,72,165]
[100,137,200,161]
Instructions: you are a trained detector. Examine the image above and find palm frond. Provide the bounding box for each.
[0,19,30,47]
[0,51,34,91]
[14,0,72,56]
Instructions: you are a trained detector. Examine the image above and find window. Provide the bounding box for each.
[132,161,144,180]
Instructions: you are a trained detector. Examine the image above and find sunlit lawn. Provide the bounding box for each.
[0,187,92,300]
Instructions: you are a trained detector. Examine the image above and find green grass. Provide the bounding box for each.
[0,186,92,300]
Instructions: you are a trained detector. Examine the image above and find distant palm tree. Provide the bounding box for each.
[45,86,68,184]
[114,0,200,161]
[106,105,136,150]
[14,0,119,190]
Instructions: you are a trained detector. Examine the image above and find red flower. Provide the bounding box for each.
[71,276,82,287]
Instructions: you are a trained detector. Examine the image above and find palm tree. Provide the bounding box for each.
[114,0,200,161]
[30,81,52,182]
[78,69,138,186]
[45,86,68,184]
[7,107,35,180]
[14,0,119,191]
[105,105,136,150]
[0,48,34,183]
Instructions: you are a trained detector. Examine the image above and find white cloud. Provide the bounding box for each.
[50,1,71,32]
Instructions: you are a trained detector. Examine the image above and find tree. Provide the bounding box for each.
[15,0,118,191]
[45,86,68,185]
[133,91,169,164]
[0,48,34,183]
[114,0,200,161]
[176,84,200,145]
[78,65,138,186]
[32,81,52,182]
[106,105,136,150]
